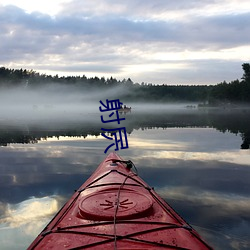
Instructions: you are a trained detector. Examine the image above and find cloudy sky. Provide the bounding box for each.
[0,0,250,85]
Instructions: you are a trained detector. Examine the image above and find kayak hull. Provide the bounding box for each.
[28,152,213,249]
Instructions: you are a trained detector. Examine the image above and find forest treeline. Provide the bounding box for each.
[0,63,249,104]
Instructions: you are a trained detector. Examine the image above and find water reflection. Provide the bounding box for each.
[0,108,250,249]
[0,196,62,250]
[1,196,59,228]
[0,107,250,149]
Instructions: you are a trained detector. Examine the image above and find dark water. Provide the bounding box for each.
[0,105,250,249]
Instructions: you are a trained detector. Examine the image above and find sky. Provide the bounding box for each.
[0,0,250,85]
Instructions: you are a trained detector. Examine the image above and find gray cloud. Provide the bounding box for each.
[59,0,216,18]
[1,4,249,47]
[185,13,250,49]
[0,1,249,84]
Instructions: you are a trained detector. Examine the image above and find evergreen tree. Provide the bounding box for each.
[242,63,250,83]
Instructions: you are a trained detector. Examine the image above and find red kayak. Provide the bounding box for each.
[28,152,213,249]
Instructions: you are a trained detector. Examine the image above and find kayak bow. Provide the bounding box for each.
[28,152,213,249]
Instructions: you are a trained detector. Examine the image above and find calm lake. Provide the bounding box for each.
[0,104,250,249]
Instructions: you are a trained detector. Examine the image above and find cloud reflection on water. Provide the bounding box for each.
[153,150,250,166]
[0,196,62,250]
[0,196,59,228]
[0,127,250,249]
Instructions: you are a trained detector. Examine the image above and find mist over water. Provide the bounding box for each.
[0,85,97,122]
[0,84,197,125]
[1,84,249,148]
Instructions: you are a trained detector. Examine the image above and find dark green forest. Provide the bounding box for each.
[0,63,250,104]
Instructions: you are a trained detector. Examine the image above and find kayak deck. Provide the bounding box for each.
[28,152,213,249]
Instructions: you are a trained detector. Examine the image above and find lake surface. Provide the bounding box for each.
[0,104,250,249]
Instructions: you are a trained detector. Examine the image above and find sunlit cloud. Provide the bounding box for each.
[0,196,59,230]
[43,135,103,142]
[0,0,66,16]
[154,150,250,166]
[153,46,250,62]
[0,196,62,249]
[129,138,185,151]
